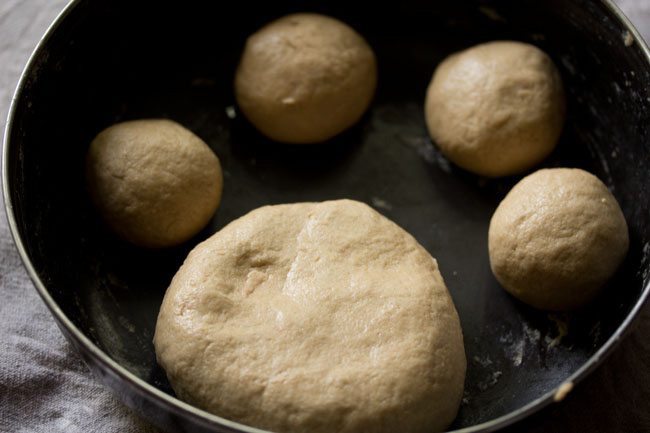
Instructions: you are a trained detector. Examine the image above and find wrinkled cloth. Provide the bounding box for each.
[0,1,649,433]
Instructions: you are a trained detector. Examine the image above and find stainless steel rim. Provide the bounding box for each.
[3,1,649,432]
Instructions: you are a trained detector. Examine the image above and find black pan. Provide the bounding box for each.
[4,0,650,432]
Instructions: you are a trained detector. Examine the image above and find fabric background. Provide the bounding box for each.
[1,1,649,432]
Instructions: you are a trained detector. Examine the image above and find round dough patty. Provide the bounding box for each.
[425,41,565,177]
[154,200,466,433]
[86,119,222,248]
[235,13,377,144]
[489,168,629,310]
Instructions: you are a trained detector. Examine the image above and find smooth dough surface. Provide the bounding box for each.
[425,41,565,177]
[86,119,222,248]
[154,200,466,433]
[235,13,377,144]
[489,168,629,310]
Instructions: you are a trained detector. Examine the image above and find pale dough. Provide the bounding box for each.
[235,13,377,144]
[86,119,223,248]
[489,168,629,310]
[425,41,566,177]
[154,200,466,433]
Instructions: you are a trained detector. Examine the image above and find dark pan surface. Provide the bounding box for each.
[4,0,650,432]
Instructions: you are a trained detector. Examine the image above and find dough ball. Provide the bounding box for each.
[86,119,223,248]
[154,200,466,433]
[234,13,377,144]
[489,168,628,310]
[425,41,566,177]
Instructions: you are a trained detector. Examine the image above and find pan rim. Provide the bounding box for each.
[3,0,649,432]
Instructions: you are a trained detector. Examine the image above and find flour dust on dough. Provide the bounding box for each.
[154,199,466,433]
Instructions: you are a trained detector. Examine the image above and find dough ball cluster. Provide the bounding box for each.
[235,13,377,144]
[489,168,628,311]
[154,200,466,433]
[425,41,566,177]
[86,119,223,248]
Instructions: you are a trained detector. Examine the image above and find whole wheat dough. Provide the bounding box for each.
[425,41,565,177]
[234,13,377,144]
[154,200,466,433]
[489,168,629,310]
[86,119,222,248]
